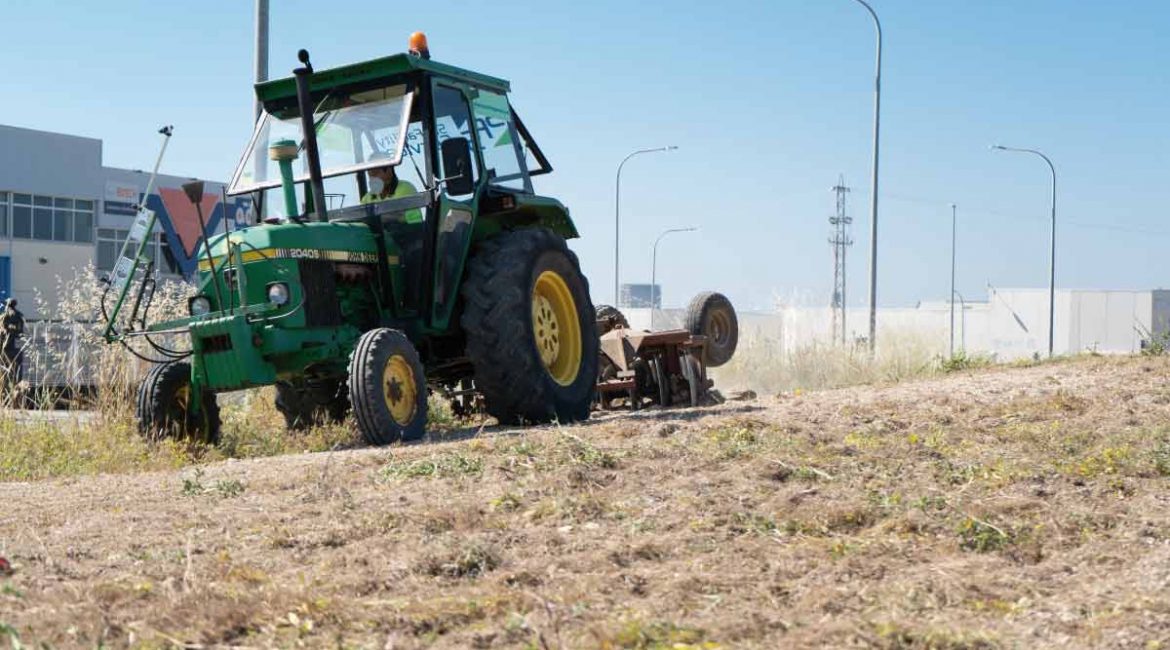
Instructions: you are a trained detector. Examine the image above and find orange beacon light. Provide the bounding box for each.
[409,32,430,59]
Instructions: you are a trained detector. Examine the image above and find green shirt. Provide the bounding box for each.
[361,179,423,224]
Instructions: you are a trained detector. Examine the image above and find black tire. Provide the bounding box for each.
[348,328,428,445]
[685,291,739,368]
[275,380,348,431]
[595,304,629,335]
[462,228,599,424]
[136,361,221,444]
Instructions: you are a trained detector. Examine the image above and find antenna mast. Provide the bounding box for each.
[829,175,853,345]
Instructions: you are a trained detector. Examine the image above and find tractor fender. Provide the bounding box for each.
[479,195,579,240]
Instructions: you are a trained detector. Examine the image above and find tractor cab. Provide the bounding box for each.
[224,44,568,328]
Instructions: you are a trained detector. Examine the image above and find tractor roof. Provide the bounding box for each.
[254,53,511,105]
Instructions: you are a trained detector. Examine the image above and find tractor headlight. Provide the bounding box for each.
[266,282,290,306]
[188,296,211,316]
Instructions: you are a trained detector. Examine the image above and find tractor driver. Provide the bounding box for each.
[362,153,423,224]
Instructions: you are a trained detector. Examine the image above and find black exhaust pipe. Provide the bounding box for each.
[293,49,329,222]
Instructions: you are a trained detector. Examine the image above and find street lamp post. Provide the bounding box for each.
[650,227,698,330]
[992,145,1057,357]
[949,203,956,358]
[254,0,269,123]
[848,0,882,353]
[615,146,677,306]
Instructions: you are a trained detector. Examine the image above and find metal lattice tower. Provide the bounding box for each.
[829,175,853,345]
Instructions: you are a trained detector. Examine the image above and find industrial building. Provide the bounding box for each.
[0,123,250,315]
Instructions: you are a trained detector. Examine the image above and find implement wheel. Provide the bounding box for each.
[462,228,599,424]
[595,304,629,335]
[685,291,739,368]
[348,328,427,445]
[136,361,221,444]
[275,380,349,431]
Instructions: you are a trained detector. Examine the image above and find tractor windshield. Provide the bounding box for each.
[228,84,415,196]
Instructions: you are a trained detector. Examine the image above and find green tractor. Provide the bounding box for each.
[114,38,598,444]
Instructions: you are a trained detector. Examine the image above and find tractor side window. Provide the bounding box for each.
[432,86,479,201]
[395,121,428,194]
[472,91,529,192]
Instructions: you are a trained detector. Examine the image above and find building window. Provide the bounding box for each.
[96,229,175,275]
[0,192,8,238]
[12,206,30,239]
[11,193,94,243]
[33,205,52,240]
[96,229,120,271]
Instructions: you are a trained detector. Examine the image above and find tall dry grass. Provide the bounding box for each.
[0,267,381,481]
[710,328,981,395]
[0,269,996,481]
[8,263,192,415]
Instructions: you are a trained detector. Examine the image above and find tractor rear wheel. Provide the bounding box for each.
[348,328,427,445]
[462,228,599,424]
[136,361,221,444]
[275,380,348,431]
[685,291,739,368]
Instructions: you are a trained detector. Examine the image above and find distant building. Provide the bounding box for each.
[619,283,661,309]
[0,124,251,315]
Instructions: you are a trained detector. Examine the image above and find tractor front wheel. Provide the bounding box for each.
[462,228,599,424]
[136,361,221,444]
[348,328,427,445]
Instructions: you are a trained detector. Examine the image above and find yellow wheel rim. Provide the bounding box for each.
[383,355,418,426]
[532,270,582,386]
[173,386,190,409]
[166,385,192,436]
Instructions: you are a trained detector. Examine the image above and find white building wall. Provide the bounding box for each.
[9,240,94,312]
[620,288,1158,363]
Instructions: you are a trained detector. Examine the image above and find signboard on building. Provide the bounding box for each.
[104,181,140,216]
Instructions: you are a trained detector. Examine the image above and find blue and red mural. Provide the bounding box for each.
[138,189,252,278]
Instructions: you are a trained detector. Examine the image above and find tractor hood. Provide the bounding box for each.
[199,221,379,272]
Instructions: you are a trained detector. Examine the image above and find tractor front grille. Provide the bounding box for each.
[298,259,342,327]
[201,334,233,353]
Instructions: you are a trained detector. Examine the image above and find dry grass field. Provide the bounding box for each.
[3,354,1170,648]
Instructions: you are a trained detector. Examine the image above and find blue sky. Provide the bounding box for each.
[4,1,1168,310]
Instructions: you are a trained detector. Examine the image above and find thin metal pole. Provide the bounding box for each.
[849,0,882,354]
[949,203,956,358]
[992,145,1057,357]
[1048,162,1056,358]
[650,227,698,330]
[614,146,676,306]
[254,0,269,124]
[953,290,966,352]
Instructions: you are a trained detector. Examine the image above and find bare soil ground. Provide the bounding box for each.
[4,355,1170,649]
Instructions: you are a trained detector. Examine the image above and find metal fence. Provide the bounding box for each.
[15,320,102,389]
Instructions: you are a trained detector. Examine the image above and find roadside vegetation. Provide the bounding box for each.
[0,267,466,482]
[712,328,1001,395]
